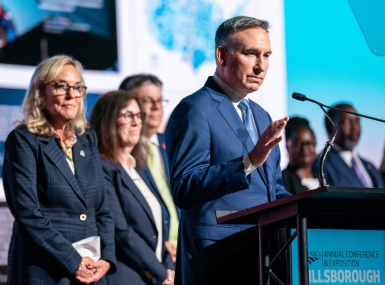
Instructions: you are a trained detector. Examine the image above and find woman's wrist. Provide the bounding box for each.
[75,260,83,275]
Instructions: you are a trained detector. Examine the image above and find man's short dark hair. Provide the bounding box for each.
[325,103,355,134]
[215,16,270,51]
[119,74,162,94]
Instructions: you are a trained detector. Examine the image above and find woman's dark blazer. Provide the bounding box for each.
[101,158,174,285]
[282,165,310,194]
[2,125,116,285]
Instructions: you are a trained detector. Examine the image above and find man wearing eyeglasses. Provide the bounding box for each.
[119,74,179,263]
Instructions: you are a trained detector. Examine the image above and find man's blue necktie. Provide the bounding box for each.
[239,99,259,144]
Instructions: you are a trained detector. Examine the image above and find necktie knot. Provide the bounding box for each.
[239,98,251,111]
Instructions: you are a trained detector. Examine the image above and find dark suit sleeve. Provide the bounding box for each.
[102,161,169,283]
[88,131,116,273]
[3,128,82,276]
[165,98,250,210]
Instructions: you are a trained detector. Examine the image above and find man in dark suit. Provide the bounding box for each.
[316,103,384,187]
[165,16,291,285]
[119,74,179,262]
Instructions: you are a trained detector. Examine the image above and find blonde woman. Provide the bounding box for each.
[3,55,116,284]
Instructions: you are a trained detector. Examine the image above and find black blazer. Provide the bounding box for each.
[282,165,313,194]
[3,125,116,285]
[102,158,174,285]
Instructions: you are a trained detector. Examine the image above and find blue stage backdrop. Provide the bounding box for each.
[284,0,385,169]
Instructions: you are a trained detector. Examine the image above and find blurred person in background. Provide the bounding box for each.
[315,103,384,188]
[119,74,178,262]
[2,55,116,284]
[282,117,318,194]
[89,90,175,285]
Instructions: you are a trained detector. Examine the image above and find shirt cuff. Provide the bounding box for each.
[243,154,256,176]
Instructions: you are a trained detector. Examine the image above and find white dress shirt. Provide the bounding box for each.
[122,154,163,261]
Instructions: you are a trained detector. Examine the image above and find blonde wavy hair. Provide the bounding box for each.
[21,55,88,136]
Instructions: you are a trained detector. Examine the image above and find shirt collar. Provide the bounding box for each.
[54,132,77,150]
[142,133,159,147]
[213,73,248,104]
[333,144,358,166]
[129,153,137,168]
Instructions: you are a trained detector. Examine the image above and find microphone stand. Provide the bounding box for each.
[317,107,337,186]
[292,92,385,187]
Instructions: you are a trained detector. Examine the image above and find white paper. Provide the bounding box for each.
[72,236,100,261]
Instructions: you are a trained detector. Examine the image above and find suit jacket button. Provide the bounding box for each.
[80,214,87,221]
[152,235,156,239]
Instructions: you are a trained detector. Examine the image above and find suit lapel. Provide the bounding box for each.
[329,149,363,186]
[205,77,254,152]
[205,77,268,187]
[249,101,269,187]
[138,168,166,204]
[118,165,157,227]
[73,134,92,198]
[157,133,170,180]
[40,136,86,204]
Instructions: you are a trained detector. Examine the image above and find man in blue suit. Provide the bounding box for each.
[119,74,179,262]
[165,16,291,285]
[316,103,384,187]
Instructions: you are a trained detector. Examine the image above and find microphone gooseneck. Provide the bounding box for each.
[291,92,385,187]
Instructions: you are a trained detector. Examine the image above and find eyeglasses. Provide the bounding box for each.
[139,97,169,107]
[293,141,316,149]
[120,110,146,123]
[47,81,87,98]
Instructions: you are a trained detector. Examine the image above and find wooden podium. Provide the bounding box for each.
[216,186,385,285]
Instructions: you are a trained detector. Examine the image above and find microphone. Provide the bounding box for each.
[292,92,385,187]
[292,92,306,101]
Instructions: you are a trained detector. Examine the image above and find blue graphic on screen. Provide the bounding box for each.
[0,0,117,70]
[147,0,248,69]
[2,0,112,39]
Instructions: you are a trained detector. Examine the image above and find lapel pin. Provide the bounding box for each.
[80,150,85,157]
[161,143,166,150]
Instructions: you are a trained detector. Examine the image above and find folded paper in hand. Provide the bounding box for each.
[72,236,100,261]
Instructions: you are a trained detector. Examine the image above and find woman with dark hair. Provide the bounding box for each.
[2,55,116,284]
[282,117,319,194]
[89,91,175,285]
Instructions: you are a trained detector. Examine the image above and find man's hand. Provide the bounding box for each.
[249,117,289,167]
[162,269,175,285]
[165,241,177,263]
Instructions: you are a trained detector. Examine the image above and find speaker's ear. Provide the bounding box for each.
[216,46,227,66]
